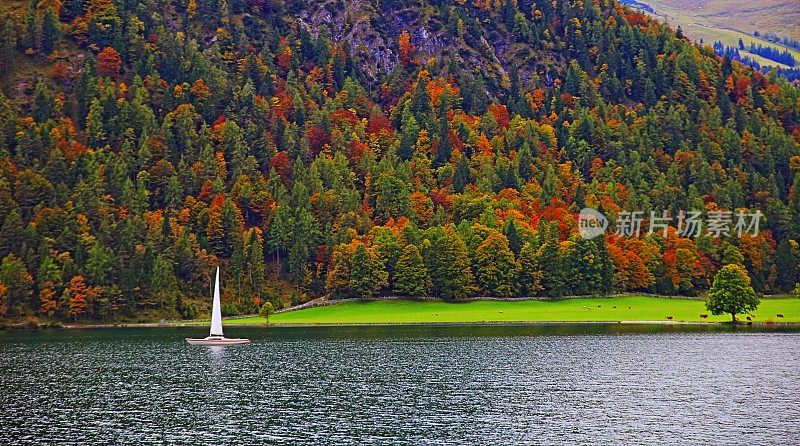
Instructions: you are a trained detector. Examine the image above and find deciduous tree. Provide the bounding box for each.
[706,264,759,322]
[97,47,122,78]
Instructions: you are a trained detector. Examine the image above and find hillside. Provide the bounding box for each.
[641,0,800,41]
[629,0,800,69]
[0,0,799,324]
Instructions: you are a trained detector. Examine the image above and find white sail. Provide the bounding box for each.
[210,267,224,336]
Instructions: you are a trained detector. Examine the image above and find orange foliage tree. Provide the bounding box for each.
[398,30,415,67]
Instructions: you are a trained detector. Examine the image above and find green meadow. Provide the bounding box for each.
[226,296,800,325]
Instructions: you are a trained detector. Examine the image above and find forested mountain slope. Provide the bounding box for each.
[0,0,799,322]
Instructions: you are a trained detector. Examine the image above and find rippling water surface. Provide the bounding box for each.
[1,324,798,444]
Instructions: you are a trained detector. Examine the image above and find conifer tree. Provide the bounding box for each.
[41,7,59,55]
[427,229,474,299]
[453,155,471,193]
[474,233,519,297]
[245,229,266,298]
[268,204,292,264]
[537,227,565,298]
[0,19,16,75]
[0,254,32,317]
[398,106,420,161]
[519,241,543,296]
[393,244,426,296]
[411,76,431,119]
[349,244,388,298]
[151,253,179,311]
[22,6,36,51]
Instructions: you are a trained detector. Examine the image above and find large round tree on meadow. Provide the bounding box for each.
[706,264,759,322]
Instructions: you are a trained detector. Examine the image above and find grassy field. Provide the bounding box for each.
[225,296,800,325]
[643,0,800,38]
[636,0,800,68]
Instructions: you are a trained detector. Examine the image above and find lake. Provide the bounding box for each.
[1,324,798,444]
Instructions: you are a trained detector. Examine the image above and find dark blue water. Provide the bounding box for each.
[1,324,798,444]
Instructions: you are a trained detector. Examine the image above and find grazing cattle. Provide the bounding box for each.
[700,314,708,318]
[666,316,673,320]
[777,313,784,318]
[746,316,752,321]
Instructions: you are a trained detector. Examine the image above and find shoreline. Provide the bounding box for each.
[4,294,798,329]
[7,319,800,330]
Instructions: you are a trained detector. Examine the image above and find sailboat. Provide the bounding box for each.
[186,267,250,345]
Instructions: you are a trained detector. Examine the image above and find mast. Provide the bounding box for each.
[210,266,224,337]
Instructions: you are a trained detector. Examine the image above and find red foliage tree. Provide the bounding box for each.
[367,113,394,136]
[625,12,647,26]
[270,152,292,181]
[97,47,122,78]
[488,103,511,130]
[348,140,368,166]
[306,126,330,156]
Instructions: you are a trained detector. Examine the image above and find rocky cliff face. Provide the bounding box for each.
[295,0,558,94]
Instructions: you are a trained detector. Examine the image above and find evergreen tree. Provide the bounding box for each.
[245,229,266,298]
[32,83,53,123]
[22,6,36,51]
[349,244,388,298]
[398,106,420,161]
[268,204,292,264]
[519,241,543,296]
[411,77,431,119]
[0,19,16,75]
[151,253,179,311]
[568,237,606,295]
[426,228,474,299]
[537,228,565,298]
[0,254,33,317]
[375,174,410,223]
[86,241,114,286]
[453,155,471,193]
[61,0,88,22]
[41,7,59,55]
[474,233,519,297]
[503,217,523,257]
[85,99,106,147]
[393,244,427,296]
[774,239,799,292]
[0,209,25,258]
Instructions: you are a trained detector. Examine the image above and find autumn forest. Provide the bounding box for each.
[0,0,799,323]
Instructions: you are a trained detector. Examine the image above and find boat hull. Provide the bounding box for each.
[185,337,251,345]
